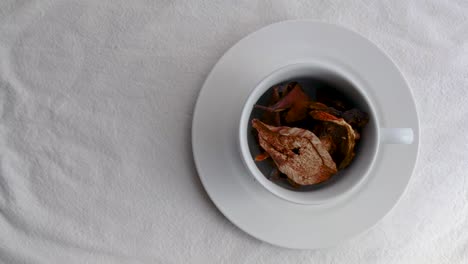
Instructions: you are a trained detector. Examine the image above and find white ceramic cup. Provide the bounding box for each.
[239,61,414,205]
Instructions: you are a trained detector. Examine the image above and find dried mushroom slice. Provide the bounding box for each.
[317,133,336,154]
[309,110,357,169]
[255,152,270,161]
[255,83,311,123]
[309,101,342,117]
[252,119,337,185]
[258,86,282,126]
[342,108,369,129]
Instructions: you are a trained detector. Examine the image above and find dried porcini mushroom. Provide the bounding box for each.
[252,81,369,187]
[252,119,337,185]
[258,86,282,126]
[255,152,270,161]
[255,83,311,123]
[309,101,342,117]
[342,108,369,129]
[309,110,357,169]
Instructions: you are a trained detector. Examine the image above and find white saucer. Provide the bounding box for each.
[192,20,419,249]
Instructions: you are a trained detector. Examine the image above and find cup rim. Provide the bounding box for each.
[238,60,381,205]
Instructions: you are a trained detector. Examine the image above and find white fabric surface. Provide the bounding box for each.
[0,0,467,263]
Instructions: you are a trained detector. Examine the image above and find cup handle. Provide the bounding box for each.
[381,128,414,144]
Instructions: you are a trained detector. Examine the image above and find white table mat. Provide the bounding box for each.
[0,0,467,263]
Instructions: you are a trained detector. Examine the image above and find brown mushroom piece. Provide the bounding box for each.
[309,101,342,117]
[342,108,369,129]
[258,86,282,126]
[309,110,358,169]
[252,119,337,185]
[255,152,270,161]
[255,83,311,124]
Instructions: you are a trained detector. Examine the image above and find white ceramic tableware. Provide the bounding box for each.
[192,20,419,249]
